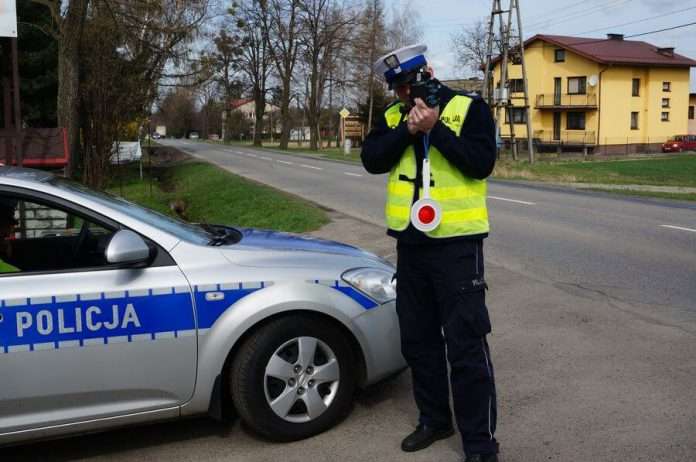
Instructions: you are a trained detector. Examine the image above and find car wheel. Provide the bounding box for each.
[229,314,357,441]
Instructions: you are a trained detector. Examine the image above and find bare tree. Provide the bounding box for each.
[158,88,197,139]
[298,0,355,150]
[452,19,490,77]
[235,0,272,147]
[386,0,423,50]
[196,80,222,138]
[209,28,244,140]
[259,0,302,150]
[349,0,386,130]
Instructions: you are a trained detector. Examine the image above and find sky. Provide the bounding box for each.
[385,0,696,91]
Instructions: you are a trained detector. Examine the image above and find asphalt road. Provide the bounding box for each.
[5,139,694,462]
[164,139,696,326]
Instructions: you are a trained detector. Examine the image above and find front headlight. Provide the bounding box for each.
[342,267,396,304]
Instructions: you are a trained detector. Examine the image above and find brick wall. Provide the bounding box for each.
[15,203,68,239]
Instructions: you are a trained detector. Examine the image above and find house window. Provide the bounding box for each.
[511,49,523,65]
[509,79,525,93]
[566,112,586,130]
[631,112,639,130]
[661,112,670,122]
[506,107,527,124]
[662,98,670,108]
[554,49,565,62]
[632,78,640,96]
[663,81,671,92]
[689,105,695,120]
[567,77,587,95]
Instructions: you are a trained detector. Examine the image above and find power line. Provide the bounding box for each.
[525,0,628,28]
[522,0,600,25]
[575,4,696,35]
[525,0,634,30]
[625,20,696,38]
[516,20,696,49]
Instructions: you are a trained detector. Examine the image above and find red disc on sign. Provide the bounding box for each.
[418,205,435,224]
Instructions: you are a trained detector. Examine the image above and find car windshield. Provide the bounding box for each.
[671,136,684,141]
[48,177,214,244]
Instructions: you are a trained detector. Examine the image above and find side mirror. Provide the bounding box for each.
[106,230,151,266]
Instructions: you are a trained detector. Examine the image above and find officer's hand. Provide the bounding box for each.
[407,115,419,135]
[410,98,440,133]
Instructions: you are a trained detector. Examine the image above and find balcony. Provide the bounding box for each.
[535,94,598,109]
[533,130,596,145]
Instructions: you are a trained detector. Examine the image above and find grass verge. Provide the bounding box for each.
[493,154,696,187]
[107,153,329,233]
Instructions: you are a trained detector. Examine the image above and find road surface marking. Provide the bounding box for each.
[277,160,294,165]
[344,172,363,177]
[300,164,323,170]
[246,153,258,158]
[260,156,272,161]
[660,225,696,233]
[235,151,246,155]
[489,196,536,205]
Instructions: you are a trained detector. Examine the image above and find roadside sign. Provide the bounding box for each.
[343,116,363,137]
[0,0,17,37]
[339,108,350,119]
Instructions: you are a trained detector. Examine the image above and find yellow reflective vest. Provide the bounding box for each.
[384,95,489,238]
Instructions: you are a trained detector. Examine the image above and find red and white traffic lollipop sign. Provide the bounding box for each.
[410,147,441,232]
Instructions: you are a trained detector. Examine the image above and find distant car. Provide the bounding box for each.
[662,135,696,153]
[189,131,200,140]
[0,167,404,446]
[151,133,162,140]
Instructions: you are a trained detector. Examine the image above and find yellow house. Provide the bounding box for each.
[689,93,696,134]
[491,34,696,153]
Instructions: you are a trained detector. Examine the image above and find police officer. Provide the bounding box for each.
[0,199,20,273]
[360,44,498,462]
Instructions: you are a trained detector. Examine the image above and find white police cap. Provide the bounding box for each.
[373,43,428,88]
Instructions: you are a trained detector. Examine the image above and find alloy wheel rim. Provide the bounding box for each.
[263,336,340,423]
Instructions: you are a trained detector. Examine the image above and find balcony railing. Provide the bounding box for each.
[533,130,597,145]
[535,93,598,109]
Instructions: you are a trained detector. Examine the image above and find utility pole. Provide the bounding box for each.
[483,0,535,163]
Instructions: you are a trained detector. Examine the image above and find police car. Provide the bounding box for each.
[0,167,404,445]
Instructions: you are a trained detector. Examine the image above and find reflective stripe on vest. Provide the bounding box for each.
[383,95,489,238]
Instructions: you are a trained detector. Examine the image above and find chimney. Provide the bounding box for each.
[657,47,675,57]
[607,33,624,41]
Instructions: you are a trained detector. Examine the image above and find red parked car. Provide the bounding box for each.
[662,135,696,153]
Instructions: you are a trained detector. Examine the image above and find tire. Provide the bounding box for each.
[229,314,357,441]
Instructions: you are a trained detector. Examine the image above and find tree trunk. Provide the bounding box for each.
[253,86,265,146]
[278,81,291,149]
[223,108,232,141]
[56,0,88,178]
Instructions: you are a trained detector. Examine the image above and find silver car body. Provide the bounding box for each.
[0,167,404,445]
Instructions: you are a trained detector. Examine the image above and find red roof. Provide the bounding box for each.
[229,98,254,110]
[493,34,696,67]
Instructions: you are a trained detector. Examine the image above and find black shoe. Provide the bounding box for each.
[401,423,455,452]
[465,454,499,462]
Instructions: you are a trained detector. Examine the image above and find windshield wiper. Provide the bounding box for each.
[200,223,241,246]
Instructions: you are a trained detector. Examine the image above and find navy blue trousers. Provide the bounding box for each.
[395,239,498,456]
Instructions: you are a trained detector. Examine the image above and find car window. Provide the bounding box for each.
[0,195,117,275]
[48,177,211,245]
